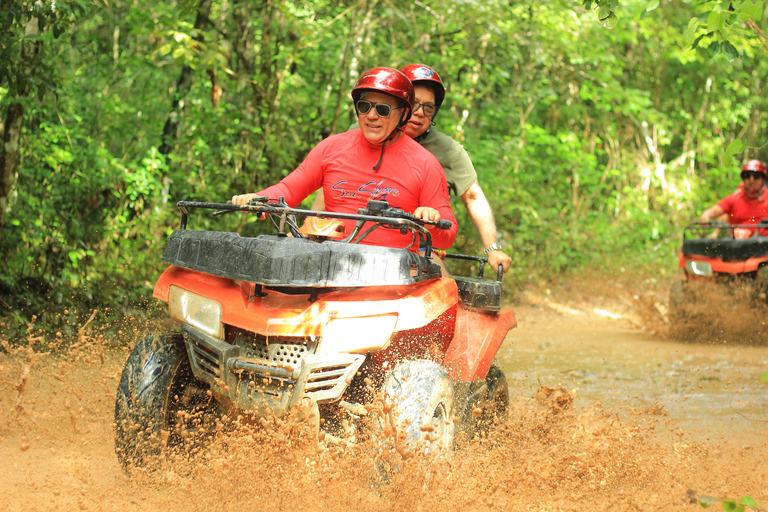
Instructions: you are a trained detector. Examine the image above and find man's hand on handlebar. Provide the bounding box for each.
[487,250,512,274]
[412,206,452,230]
[413,206,441,223]
[231,193,266,206]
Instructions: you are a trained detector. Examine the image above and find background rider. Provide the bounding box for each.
[699,159,768,236]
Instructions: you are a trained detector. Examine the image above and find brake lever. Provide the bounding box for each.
[213,197,275,216]
[213,201,238,216]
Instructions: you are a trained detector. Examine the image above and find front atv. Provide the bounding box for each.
[114,199,517,471]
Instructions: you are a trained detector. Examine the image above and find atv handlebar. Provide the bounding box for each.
[176,199,448,256]
[355,199,451,231]
[685,220,768,239]
[443,253,504,282]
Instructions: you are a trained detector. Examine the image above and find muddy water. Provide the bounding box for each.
[1,297,767,511]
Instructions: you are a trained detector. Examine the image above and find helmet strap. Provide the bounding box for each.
[372,127,402,171]
[414,126,432,144]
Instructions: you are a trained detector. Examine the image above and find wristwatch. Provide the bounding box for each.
[483,242,503,254]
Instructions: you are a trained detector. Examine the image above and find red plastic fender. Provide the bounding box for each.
[152,266,459,338]
[679,252,768,275]
[442,306,517,382]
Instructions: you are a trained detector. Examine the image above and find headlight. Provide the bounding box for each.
[168,286,224,339]
[318,315,398,355]
[685,260,713,276]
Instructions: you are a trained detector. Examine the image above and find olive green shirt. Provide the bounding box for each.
[418,129,478,197]
[347,124,478,197]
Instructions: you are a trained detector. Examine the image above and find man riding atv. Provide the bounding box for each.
[232,66,458,251]
[671,160,768,321]
[698,160,768,237]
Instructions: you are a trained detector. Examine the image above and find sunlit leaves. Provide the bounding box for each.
[2,0,768,315]
[684,18,699,43]
[700,495,762,512]
[737,0,764,22]
[725,138,744,155]
[738,496,759,509]
[707,8,723,33]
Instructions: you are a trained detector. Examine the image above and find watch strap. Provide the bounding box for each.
[483,242,503,254]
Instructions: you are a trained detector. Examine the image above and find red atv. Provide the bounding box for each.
[114,199,517,470]
[670,220,768,318]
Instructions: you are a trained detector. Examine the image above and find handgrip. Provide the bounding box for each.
[435,219,452,230]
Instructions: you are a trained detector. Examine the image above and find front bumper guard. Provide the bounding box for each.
[181,325,365,417]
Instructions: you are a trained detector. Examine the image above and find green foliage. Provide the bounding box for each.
[695,492,760,511]
[586,0,767,60]
[1,0,767,338]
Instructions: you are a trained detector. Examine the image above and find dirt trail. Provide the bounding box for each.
[1,294,767,511]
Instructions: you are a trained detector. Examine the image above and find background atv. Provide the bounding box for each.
[670,220,768,321]
[114,199,517,471]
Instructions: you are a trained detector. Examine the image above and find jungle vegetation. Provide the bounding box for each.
[1,0,766,334]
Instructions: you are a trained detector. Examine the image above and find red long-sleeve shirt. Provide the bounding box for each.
[258,129,458,250]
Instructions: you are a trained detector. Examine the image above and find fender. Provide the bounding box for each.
[443,306,517,382]
[153,266,458,338]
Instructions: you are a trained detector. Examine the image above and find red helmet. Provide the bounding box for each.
[399,63,446,108]
[742,159,768,176]
[351,67,413,126]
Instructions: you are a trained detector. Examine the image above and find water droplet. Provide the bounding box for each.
[600,12,618,29]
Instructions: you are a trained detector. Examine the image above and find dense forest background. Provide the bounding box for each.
[1,0,766,336]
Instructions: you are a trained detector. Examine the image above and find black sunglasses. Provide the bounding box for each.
[741,171,765,180]
[413,101,437,116]
[356,100,401,118]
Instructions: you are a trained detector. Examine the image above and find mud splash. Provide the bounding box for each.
[2,300,767,512]
[667,280,768,344]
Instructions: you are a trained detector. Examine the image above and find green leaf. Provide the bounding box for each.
[721,499,745,512]
[738,1,764,22]
[739,496,759,508]
[721,41,738,61]
[601,13,618,29]
[598,3,613,20]
[726,138,744,155]
[646,0,659,12]
[755,1,765,21]
[684,18,699,44]
[699,495,718,508]
[707,40,722,57]
[707,10,722,32]
[692,32,709,49]
[155,43,172,56]
[760,371,768,382]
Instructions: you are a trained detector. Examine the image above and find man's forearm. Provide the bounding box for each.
[461,182,499,248]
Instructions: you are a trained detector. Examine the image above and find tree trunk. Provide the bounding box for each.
[328,0,376,136]
[0,13,42,234]
[0,103,24,231]
[239,0,283,190]
[158,0,214,156]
